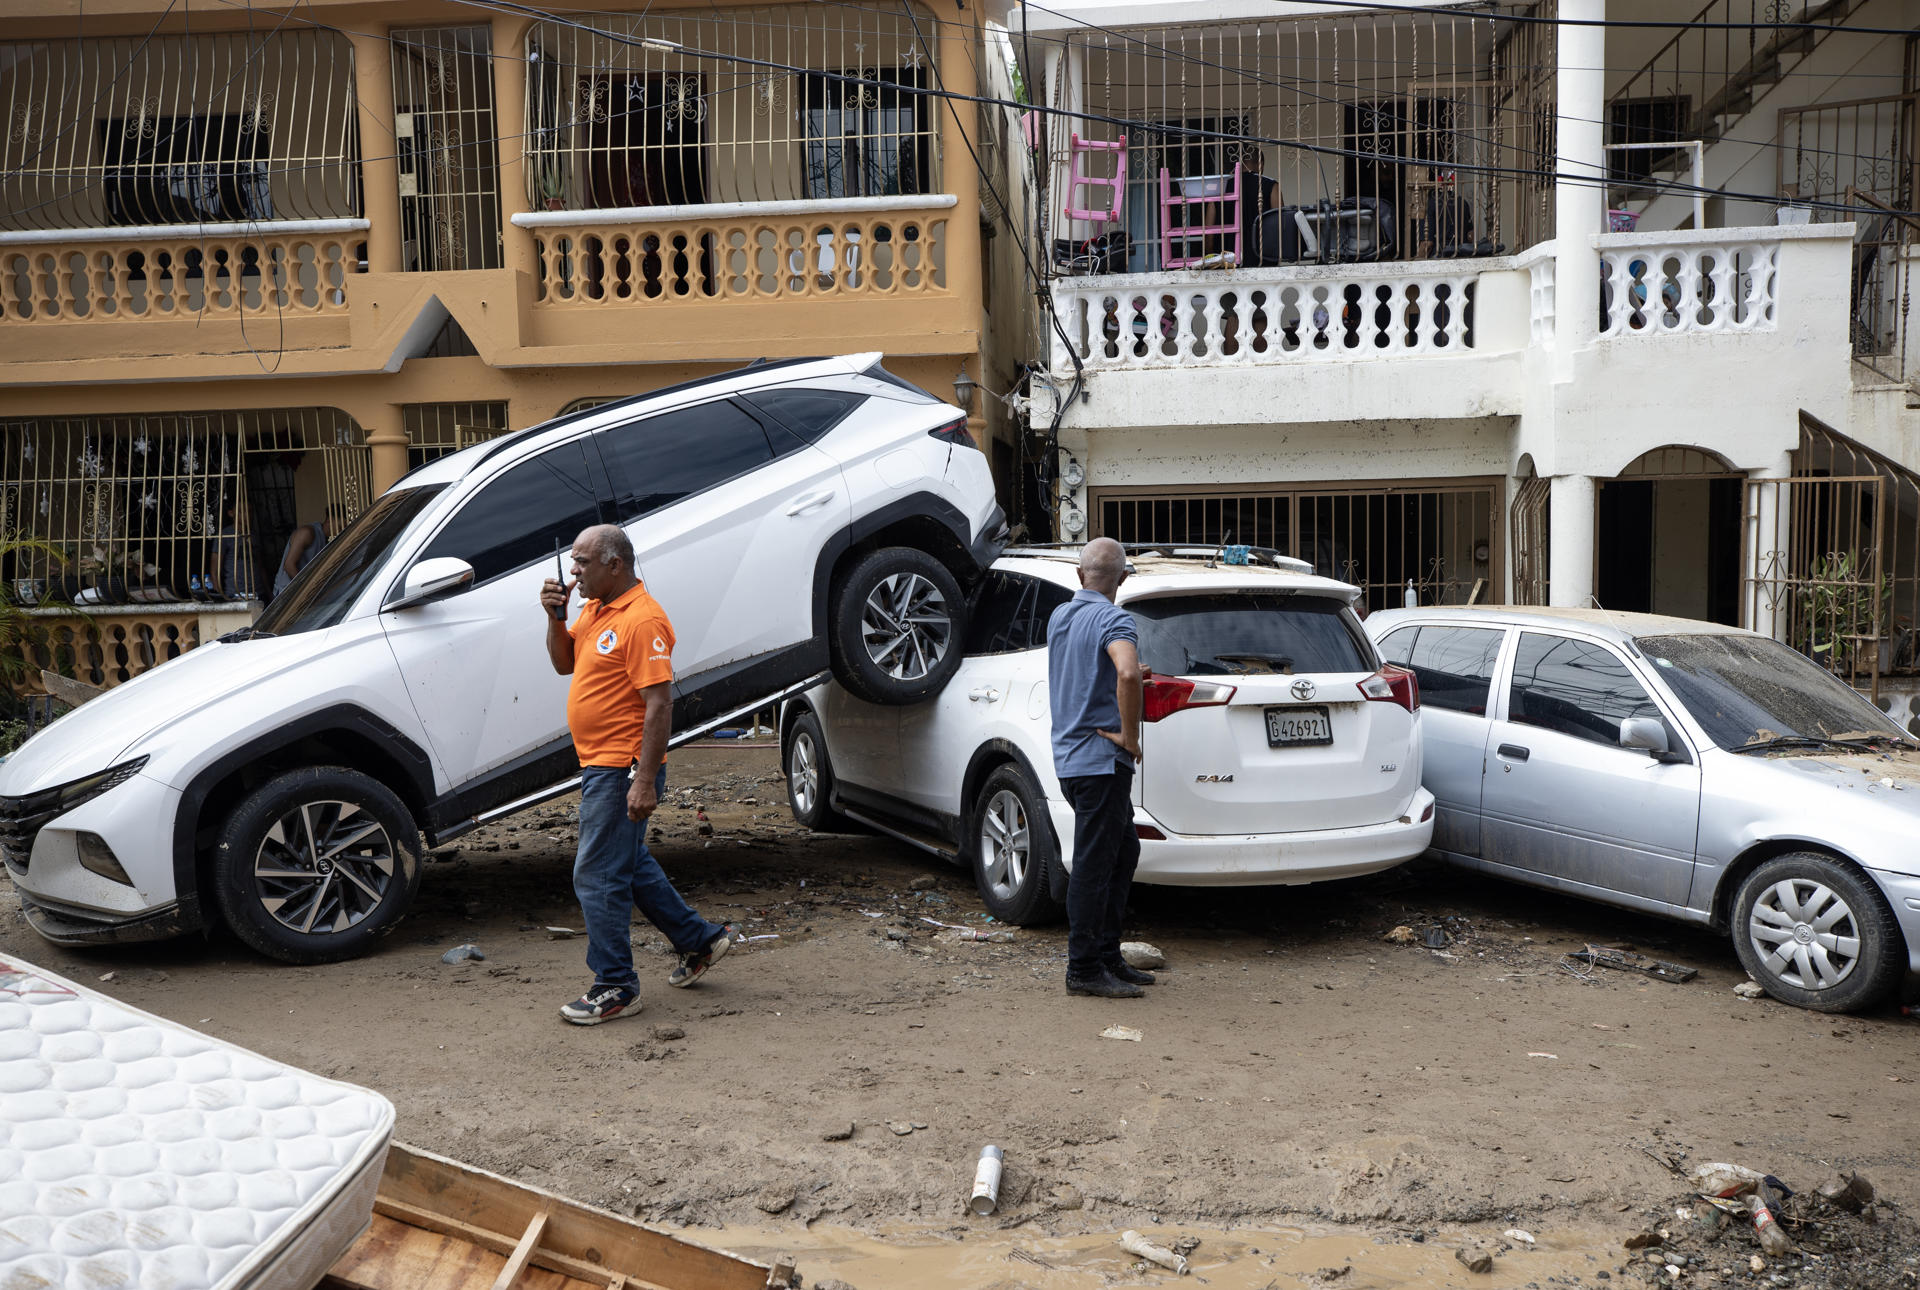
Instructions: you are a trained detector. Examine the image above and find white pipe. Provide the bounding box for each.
[511,195,958,228]
[0,218,370,246]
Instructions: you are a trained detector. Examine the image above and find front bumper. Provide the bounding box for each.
[969,506,1011,574]
[1868,866,1920,978]
[1054,788,1436,887]
[15,891,207,946]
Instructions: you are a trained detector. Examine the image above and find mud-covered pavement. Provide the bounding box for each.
[5,744,1918,1288]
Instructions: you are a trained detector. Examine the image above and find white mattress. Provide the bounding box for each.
[0,955,395,1290]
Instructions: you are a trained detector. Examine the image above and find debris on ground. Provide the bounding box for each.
[544,926,580,939]
[1454,1246,1494,1273]
[1120,942,1166,969]
[821,1122,855,1142]
[1733,980,1766,998]
[1612,1165,1914,1287]
[1565,944,1698,983]
[1503,1228,1536,1245]
[1383,925,1419,945]
[1100,1025,1143,1042]
[441,943,484,963]
[889,1122,916,1136]
[908,875,938,891]
[1422,925,1452,949]
[1119,1230,1190,1274]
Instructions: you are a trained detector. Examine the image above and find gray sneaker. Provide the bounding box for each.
[668,926,734,988]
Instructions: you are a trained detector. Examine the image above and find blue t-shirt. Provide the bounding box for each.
[1047,589,1139,778]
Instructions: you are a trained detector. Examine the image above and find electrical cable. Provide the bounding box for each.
[898,0,1082,539]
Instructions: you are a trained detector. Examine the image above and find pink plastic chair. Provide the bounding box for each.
[1063,133,1128,224]
[1158,165,1242,269]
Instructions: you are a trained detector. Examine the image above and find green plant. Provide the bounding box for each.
[0,537,93,695]
[1796,550,1893,672]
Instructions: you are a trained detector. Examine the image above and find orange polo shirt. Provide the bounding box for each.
[566,582,675,768]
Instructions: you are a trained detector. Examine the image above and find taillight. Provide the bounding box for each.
[1135,824,1167,840]
[929,417,976,449]
[1357,665,1419,712]
[1141,676,1237,722]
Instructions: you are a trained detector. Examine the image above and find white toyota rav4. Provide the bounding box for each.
[782,546,1436,922]
[0,354,1005,963]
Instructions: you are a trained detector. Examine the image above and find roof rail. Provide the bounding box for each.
[1001,541,1316,575]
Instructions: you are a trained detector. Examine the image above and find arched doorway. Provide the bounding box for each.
[1597,447,1744,624]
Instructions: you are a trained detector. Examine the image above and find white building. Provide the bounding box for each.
[1018,0,1920,705]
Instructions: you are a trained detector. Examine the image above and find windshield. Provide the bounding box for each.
[1637,633,1903,750]
[254,486,446,636]
[1130,593,1372,676]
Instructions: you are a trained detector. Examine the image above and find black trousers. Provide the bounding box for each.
[1059,769,1140,979]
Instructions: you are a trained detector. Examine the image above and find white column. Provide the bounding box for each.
[1747,453,1793,640]
[1549,473,1596,608]
[1552,0,1606,374]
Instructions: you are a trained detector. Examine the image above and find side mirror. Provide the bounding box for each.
[1619,716,1670,757]
[386,557,473,611]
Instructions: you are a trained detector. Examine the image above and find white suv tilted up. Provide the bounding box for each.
[0,355,1006,963]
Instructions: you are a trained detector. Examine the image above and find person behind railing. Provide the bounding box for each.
[273,507,343,595]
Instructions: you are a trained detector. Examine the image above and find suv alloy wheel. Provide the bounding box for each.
[968,764,1063,925]
[211,766,423,964]
[829,547,968,705]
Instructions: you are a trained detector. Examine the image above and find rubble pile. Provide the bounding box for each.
[1611,1169,1917,1289]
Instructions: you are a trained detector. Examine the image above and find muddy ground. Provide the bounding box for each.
[5,744,1919,1288]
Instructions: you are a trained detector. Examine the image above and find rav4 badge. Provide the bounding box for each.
[1194,774,1234,783]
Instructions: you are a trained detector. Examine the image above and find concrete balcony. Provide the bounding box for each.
[0,196,978,383]
[1049,223,1858,442]
[1051,253,1535,428]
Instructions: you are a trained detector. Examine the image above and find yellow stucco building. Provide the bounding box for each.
[2,0,1031,689]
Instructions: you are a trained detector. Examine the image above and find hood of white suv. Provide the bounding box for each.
[0,635,319,795]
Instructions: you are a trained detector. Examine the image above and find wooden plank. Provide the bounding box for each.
[372,1199,673,1290]
[493,1209,552,1290]
[376,1144,768,1290]
[329,1213,592,1290]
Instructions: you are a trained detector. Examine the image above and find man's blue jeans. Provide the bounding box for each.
[575,765,725,991]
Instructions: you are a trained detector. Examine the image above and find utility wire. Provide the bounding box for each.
[1239,0,1920,38]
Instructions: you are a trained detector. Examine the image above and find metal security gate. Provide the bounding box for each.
[391,27,503,272]
[1743,474,1886,699]
[1509,473,1550,606]
[1094,479,1501,613]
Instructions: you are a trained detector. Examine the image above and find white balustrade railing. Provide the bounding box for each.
[1052,263,1485,371]
[1522,243,1556,347]
[1597,232,1778,337]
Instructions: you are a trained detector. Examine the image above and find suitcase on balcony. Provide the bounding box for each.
[1250,197,1396,266]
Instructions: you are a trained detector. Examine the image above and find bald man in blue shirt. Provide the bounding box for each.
[1046,537,1150,999]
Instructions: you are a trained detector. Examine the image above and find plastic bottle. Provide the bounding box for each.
[1751,1182,1794,1256]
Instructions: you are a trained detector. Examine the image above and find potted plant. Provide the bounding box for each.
[535,154,569,211]
[1796,550,1894,676]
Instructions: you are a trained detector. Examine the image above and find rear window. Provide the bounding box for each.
[1130,593,1372,677]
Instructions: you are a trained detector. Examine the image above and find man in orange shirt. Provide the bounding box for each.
[540,523,732,1025]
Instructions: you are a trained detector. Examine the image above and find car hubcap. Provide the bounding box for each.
[1748,877,1861,991]
[790,733,819,817]
[254,800,395,936]
[861,572,951,682]
[979,789,1030,901]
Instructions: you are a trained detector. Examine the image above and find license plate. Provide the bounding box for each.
[1265,705,1332,747]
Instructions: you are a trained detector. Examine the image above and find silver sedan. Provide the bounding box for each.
[1364,606,1920,1013]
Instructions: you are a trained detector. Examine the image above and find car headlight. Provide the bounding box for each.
[8,757,150,821]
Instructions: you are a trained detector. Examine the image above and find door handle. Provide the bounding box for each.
[968,687,1000,703]
[784,489,836,517]
[1496,743,1530,762]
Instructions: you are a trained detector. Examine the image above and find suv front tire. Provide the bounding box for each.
[829,546,967,705]
[211,766,423,964]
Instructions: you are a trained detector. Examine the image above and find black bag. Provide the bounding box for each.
[1052,231,1128,275]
